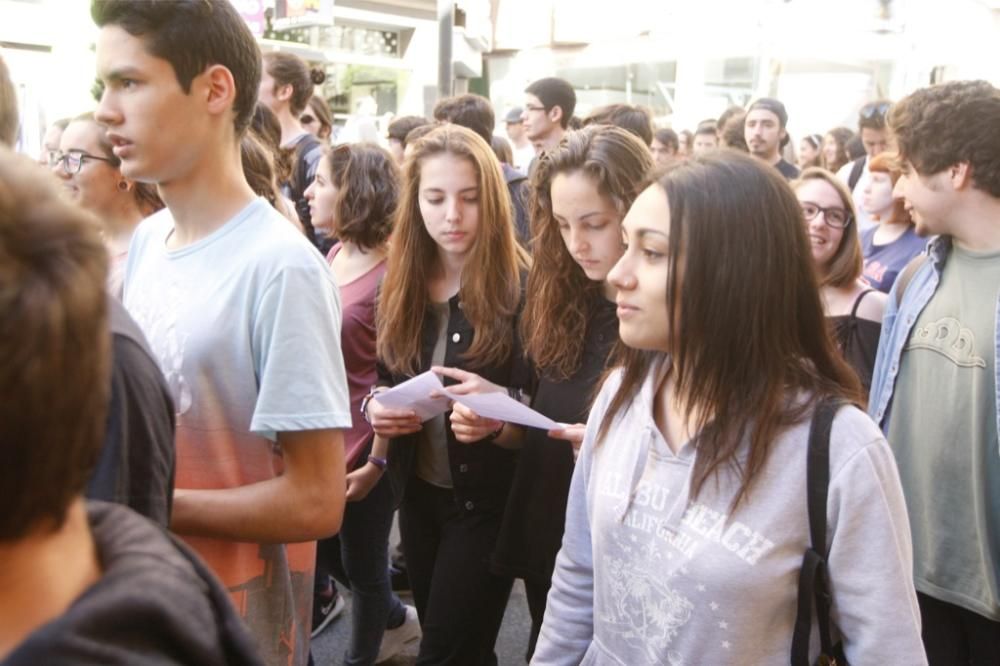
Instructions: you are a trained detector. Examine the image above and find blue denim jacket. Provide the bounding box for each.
[868,235,1000,456]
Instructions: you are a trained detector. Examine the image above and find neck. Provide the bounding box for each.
[513,135,530,149]
[157,141,257,248]
[0,500,101,660]
[535,127,564,153]
[436,249,468,284]
[766,151,782,165]
[102,200,146,255]
[277,109,306,146]
[949,195,1000,252]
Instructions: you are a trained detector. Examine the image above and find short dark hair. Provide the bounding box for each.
[721,113,748,152]
[857,100,891,132]
[694,125,719,139]
[388,115,430,147]
[890,81,1000,197]
[653,128,679,153]
[91,0,262,136]
[262,51,326,117]
[0,149,110,540]
[326,143,399,250]
[433,94,495,145]
[525,77,576,129]
[0,55,16,147]
[582,104,653,146]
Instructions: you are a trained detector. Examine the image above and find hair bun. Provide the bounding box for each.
[310,68,326,86]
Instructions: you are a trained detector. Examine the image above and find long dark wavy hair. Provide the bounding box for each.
[522,125,653,380]
[598,151,863,509]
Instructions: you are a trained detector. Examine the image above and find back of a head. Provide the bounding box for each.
[262,51,325,117]
[491,135,513,165]
[0,54,17,147]
[91,0,262,136]
[328,143,399,249]
[433,94,495,145]
[307,95,333,134]
[890,80,1000,197]
[654,128,679,152]
[388,115,430,146]
[525,77,577,129]
[582,104,653,146]
[721,113,748,151]
[0,148,110,541]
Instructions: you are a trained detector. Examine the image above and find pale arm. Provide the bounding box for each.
[171,428,346,543]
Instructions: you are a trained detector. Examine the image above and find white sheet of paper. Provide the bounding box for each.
[374,371,450,422]
[441,389,563,431]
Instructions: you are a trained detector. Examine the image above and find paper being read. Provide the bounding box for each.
[439,388,562,430]
[374,371,450,422]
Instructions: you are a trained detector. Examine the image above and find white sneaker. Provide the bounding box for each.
[375,605,421,663]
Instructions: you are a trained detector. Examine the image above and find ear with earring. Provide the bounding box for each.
[117,180,131,192]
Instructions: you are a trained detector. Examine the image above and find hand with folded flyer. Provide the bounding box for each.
[431,366,507,444]
[548,424,586,460]
[367,389,423,438]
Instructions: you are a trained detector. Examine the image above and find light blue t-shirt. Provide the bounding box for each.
[123,198,351,666]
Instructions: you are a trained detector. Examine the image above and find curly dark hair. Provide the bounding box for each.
[523,125,652,380]
[890,80,1000,197]
[327,143,399,250]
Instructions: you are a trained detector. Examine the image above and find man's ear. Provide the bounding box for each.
[202,64,238,120]
[950,162,973,191]
[548,105,563,127]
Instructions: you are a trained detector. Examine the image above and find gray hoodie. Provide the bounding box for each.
[532,367,926,666]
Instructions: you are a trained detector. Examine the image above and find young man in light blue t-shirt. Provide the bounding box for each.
[91,2,351,665]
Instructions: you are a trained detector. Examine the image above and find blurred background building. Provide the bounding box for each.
[2,0,999,154]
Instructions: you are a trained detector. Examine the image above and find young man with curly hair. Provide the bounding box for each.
[870,80,1000,664]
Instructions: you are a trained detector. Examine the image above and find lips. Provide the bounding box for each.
[107,133,133,158]
[616,301,639,318]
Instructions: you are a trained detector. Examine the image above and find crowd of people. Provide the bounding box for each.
[1,1,999,665]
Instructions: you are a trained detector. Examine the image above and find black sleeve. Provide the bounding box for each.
[87,334,176,527]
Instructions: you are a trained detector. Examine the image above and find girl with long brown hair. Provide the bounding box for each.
[363,124,528,664]
[792,168,887,392]
[477,125,652,659]
[532,152,924,665]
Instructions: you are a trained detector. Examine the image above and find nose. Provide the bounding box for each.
[607,251,633,291]
[892,176,907,199]
[94,87,120,128]
[569,228,588,255]
[50,159,69,180]
[445,197,462,224]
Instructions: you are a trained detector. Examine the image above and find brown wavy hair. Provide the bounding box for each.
[376,125,528,375]
[262,51,326,116]
[523,125,653,380]
[598,152,863,509]
[792,167,863,288]
[822,127,854,173]
[326,143,399,249]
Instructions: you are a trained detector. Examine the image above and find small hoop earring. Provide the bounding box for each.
[117,181,129,192]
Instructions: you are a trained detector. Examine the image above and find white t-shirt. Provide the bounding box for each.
[124,197,351,666]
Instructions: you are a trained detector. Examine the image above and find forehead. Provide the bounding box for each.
[622,185,669,232]
[59,120,102,149]
[524,93,543,107]
[95,25,175,83]
[551,171,613,208]
[419,152,478,188]
[795,178,844,205]
[860,127,888,140]
[745,109,779,125]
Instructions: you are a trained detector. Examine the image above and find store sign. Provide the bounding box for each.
[275,0,335,27]
[231,0,266,36]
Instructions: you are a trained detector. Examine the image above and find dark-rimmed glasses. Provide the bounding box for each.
[800,201,852,229]
[523,104,547,113]
[49,150,117,175]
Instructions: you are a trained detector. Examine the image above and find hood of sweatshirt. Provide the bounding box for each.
[3,501,263,666]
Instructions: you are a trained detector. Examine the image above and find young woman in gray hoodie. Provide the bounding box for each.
[531,152,926,665]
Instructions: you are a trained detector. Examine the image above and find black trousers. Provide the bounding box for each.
[399,476,513,666]
[919,592,1000,665]
[523,578,550,662]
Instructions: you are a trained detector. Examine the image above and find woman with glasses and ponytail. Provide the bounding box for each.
[792,168,887,392]
[51,112,162,299]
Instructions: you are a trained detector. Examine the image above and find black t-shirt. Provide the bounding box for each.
[775,158,801,180]
[282,132,327,251]
[492,293,618,582]
[86,298,175,527]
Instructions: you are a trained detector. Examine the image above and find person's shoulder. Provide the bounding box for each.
[129,207,173,253]
[827,403,888,468]
[856,287,887,323]
[242,201,329,271]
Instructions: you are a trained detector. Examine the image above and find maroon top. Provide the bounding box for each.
[327,243,387,470]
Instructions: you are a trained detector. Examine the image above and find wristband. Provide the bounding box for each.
[360,386,385,425]
[367,455,388,471]
[487,421,505,441]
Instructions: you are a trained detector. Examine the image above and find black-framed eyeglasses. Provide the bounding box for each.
[859,102,891,120]
[800,201,852,229]
[523,104,547,113]
[49,150,117,174]
[300,114,316,124]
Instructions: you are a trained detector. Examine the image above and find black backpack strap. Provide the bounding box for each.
[847,157,866,191]
[791,398,843,666]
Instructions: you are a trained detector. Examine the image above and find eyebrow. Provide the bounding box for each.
[554,211,609,222]
[101,67,144,83]
[623,227,669,240]
[420,186,479,194]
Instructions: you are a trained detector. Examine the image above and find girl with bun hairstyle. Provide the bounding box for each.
[259,51,328,247]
